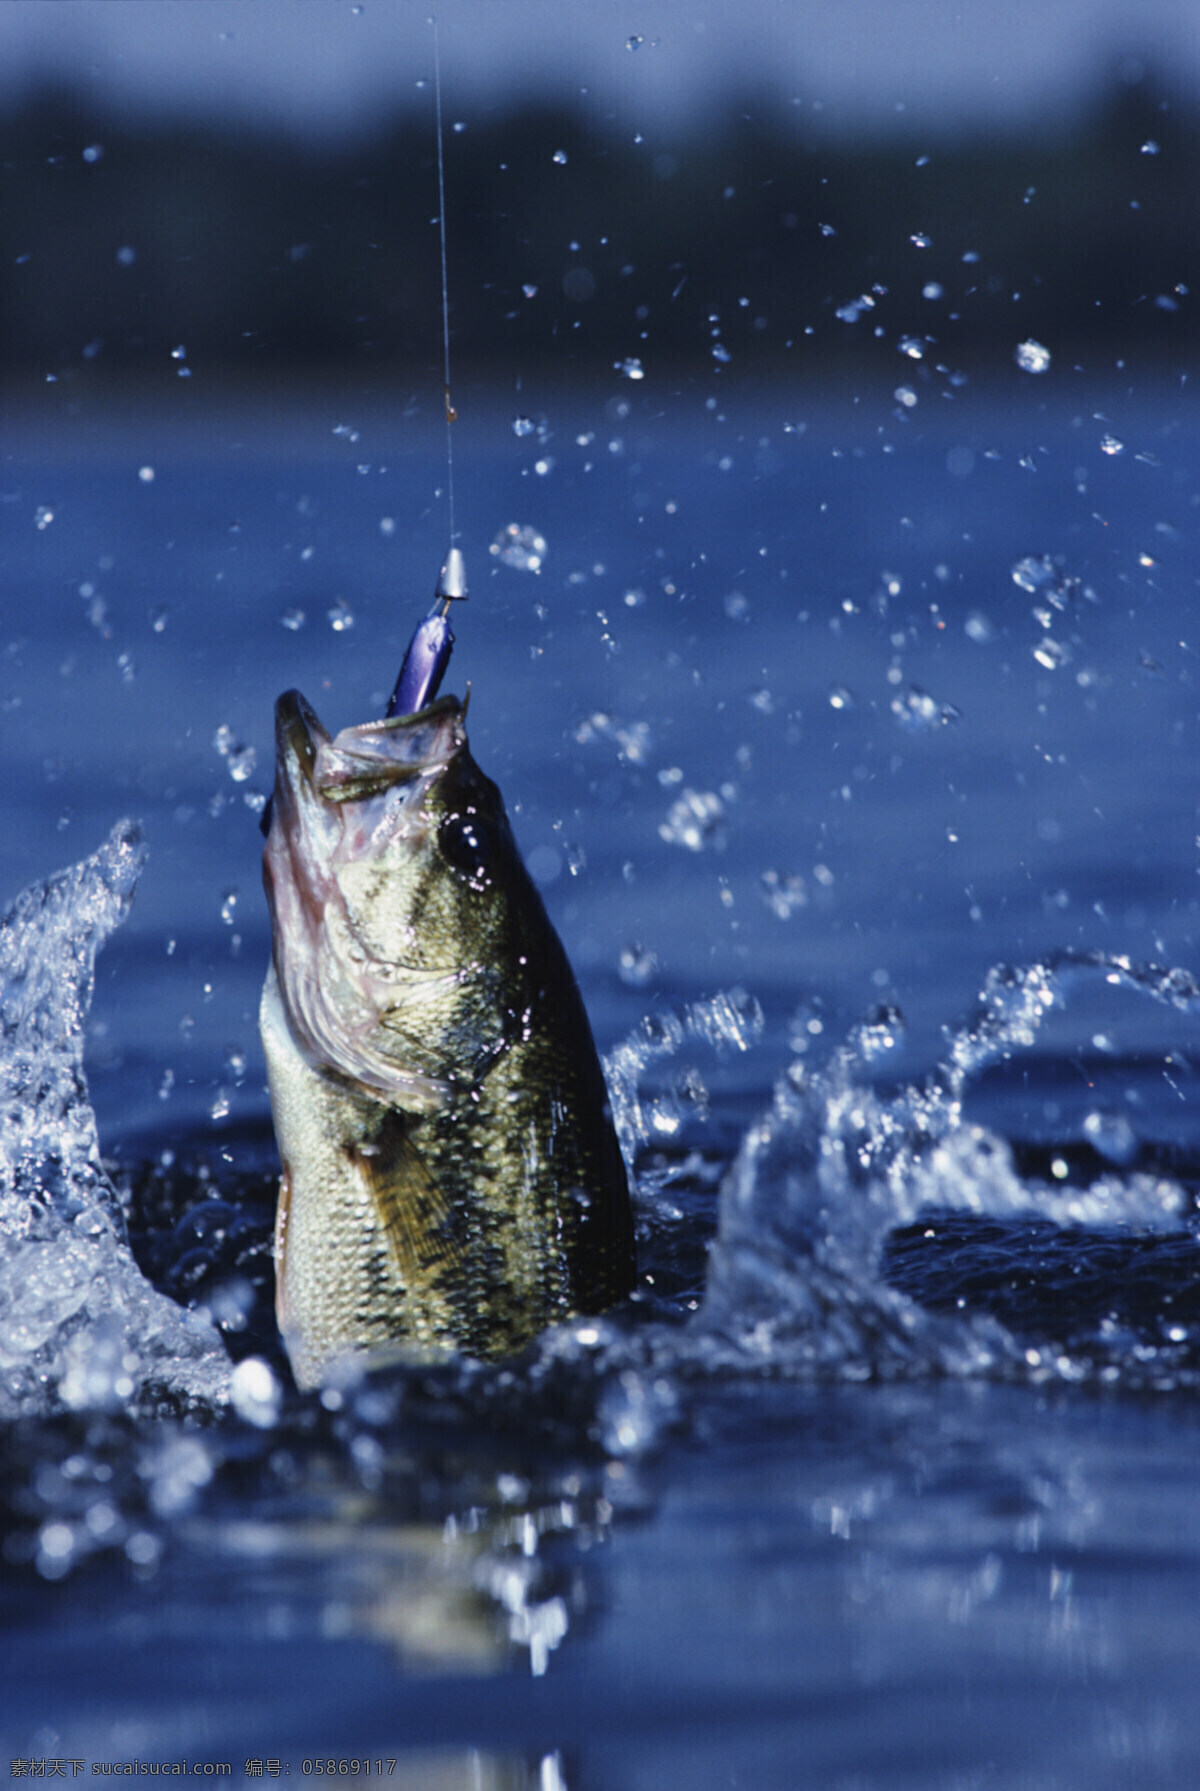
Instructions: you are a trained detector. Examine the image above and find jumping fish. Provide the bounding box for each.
[259,559,635,1388]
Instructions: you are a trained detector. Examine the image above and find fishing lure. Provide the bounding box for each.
[386,545,467,719]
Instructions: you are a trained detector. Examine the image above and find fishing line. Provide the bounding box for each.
[432,14,457,549]
[383,16,467,721]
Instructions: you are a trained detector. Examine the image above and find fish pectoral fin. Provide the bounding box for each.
[346,1111,462,1295]
[356,1020,456,1113]
[376,986,512,1088]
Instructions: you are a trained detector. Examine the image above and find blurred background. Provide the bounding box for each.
[0,0,1196,396]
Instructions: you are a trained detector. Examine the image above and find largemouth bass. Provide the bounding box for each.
[259,688,635,1389]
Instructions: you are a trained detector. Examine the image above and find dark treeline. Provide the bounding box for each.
[0,66,1195,388]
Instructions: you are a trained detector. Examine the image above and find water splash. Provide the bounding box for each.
[0,824,229,1419]
[603,988,764,1167]
[10,817,1200,1505]
[699,952,1199,1381]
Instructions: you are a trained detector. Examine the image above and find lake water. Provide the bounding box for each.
[4,370,1200,1787]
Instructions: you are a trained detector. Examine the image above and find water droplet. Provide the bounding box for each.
[965,611,996,644]
[897,336,925,359]
[1100,433,1124,456]
[712,343,732,364]
[327,600,355,632]
[82,588,108,633]
[219,888,238,925]
[125,1531,162,1569]
[828,685,855,711]
[760,870,808,919]
[723,590,749,620]
[278,607,305,631]
[522,283,538,298]
[213,725,256,782]
[1032,638,1071,670]
[894,386,918,408]
[852,1004,907,1061]
[1082,1110,1138,1165]
[170,344,187,361]
[618,943,657,986]
[37,1519,80,1578]
[909,231,931,248]
[230,1356,281,1429]
[922,281,944,300]
[82,144,103,164]
[890,685,961,732]
[615,356,645,380]
[658,788,726,852]
[1140,139,1160,155]
[1015,338,1051,374]
[138,465,155,483]
[819,222,836,238]
[34,505,54,530]
[1011,555,1081,609]
[148,605,168,633]
[490,523,547,572]
[552,149,568,166]
[626,34,644,50]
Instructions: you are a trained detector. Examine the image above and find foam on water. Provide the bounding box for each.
[0,823,229,1421]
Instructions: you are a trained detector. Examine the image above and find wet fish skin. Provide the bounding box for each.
[260,689,634,1389]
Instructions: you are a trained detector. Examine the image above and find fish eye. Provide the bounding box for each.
[438,807,494,886]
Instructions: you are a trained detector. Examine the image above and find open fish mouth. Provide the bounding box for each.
[266,688,466,884]
[274,688,465,806]
[262,690,471,1110]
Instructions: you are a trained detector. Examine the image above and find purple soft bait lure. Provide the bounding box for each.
[386,546,468,718]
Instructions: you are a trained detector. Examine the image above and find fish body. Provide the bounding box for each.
[260,689,634,1389]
